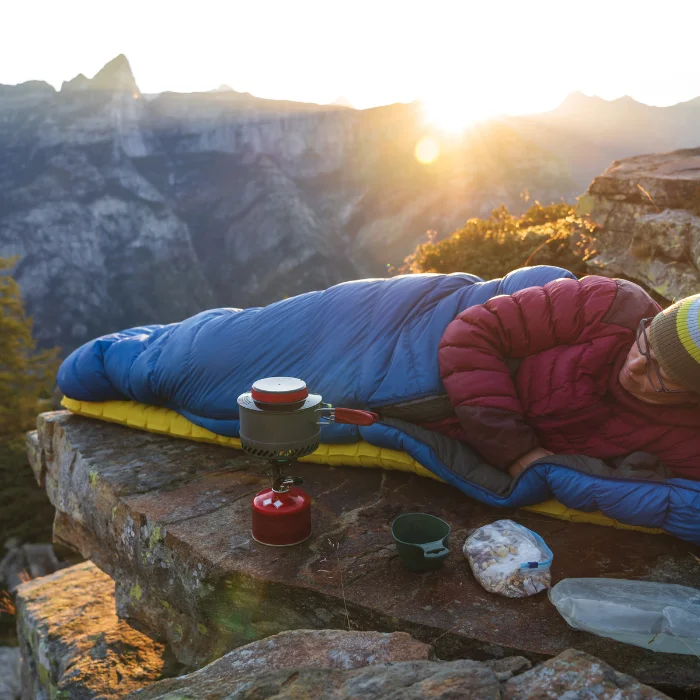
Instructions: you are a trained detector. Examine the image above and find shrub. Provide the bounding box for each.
[402,202,598,279]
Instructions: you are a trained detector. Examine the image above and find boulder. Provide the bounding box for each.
[128,650,670,699]
[502,648,670,699]
[130,629,432,698]
[128,660,501,699]
[578,148,700,302]
[15,561,178,699]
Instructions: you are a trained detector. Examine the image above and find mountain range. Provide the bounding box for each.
[2,55,700,351]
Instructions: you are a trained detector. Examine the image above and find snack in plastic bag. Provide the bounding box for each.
[463,520,553,598]
[550,578,700,655]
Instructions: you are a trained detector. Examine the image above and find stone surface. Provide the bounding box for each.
[578,148,700,303]
[30,412,700,694]
[482,655,531,681]
[130,629,432,699]
[129,660,501,700]
[502,648,671,699]
[129,650,669,700]
[15,561,177,699]
[0,647,21,700]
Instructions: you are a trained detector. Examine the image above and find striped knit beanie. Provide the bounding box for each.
[649,294,700,393]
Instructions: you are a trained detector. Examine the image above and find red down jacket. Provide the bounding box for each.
[435,275,700,480]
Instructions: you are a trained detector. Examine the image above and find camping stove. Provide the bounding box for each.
[238,377,378,546]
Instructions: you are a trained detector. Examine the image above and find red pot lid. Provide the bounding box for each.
[251,377,309,404]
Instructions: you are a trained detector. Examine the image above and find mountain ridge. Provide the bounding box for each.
[11,55,700,115]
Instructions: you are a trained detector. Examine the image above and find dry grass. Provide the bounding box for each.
[324,539,351,631]
[0,590,15,617]
[637,183,660,211]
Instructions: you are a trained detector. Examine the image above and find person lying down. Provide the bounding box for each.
[58,269,700,484]
[436,275,700,480]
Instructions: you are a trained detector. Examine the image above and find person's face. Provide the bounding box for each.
[619,321,697,405]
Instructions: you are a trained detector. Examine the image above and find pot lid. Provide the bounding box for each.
[251,377,309,404]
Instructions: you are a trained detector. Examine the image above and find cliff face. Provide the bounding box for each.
[0,55,576,350]
[6,56,700,350]
[578,149,700,303]
[0,58,212,348]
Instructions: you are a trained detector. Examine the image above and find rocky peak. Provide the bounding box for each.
[89,54,140,95]
[554,91,605,113]
[60,72,90,92]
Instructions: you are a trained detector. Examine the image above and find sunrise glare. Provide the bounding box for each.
[422,97,499,133]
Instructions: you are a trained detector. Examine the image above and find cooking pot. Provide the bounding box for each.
[237,377,378,461]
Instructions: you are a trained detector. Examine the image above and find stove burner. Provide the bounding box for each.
[238,377,378,547]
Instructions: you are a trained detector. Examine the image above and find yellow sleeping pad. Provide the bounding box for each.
[61,398,665,536]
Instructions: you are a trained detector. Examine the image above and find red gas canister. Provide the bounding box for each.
[251,485,312,546]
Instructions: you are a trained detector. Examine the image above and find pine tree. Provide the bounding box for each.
[0,257,59,437]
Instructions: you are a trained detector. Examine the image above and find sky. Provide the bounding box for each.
[3,0,700,126]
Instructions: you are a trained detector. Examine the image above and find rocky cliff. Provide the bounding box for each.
[19,411,697,697]
[5,55,700,350]
[579,149,700,302]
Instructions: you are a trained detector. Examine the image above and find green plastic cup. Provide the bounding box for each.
[391,513,451,572]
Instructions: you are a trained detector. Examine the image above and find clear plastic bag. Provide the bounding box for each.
[463,520,553,598]
[549,578,700,655]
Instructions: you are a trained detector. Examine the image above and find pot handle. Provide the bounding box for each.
[333,408,379,426]
[418,543,449,559]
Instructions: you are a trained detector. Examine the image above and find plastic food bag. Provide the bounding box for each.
[463,520,553,598]
[550,578,700,655]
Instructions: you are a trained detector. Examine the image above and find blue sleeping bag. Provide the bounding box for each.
[58,266,700,545]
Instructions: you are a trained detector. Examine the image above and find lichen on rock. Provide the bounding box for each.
[502,648,671,699]
[128,649,672,699]
[129,629,433,698]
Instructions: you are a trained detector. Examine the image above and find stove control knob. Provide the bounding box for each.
[273,476,304,493]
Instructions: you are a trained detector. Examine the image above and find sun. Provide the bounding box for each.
[422,96,498,133]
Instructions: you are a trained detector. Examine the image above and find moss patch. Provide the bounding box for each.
[149,525,163,550]
[37,662,53,689]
